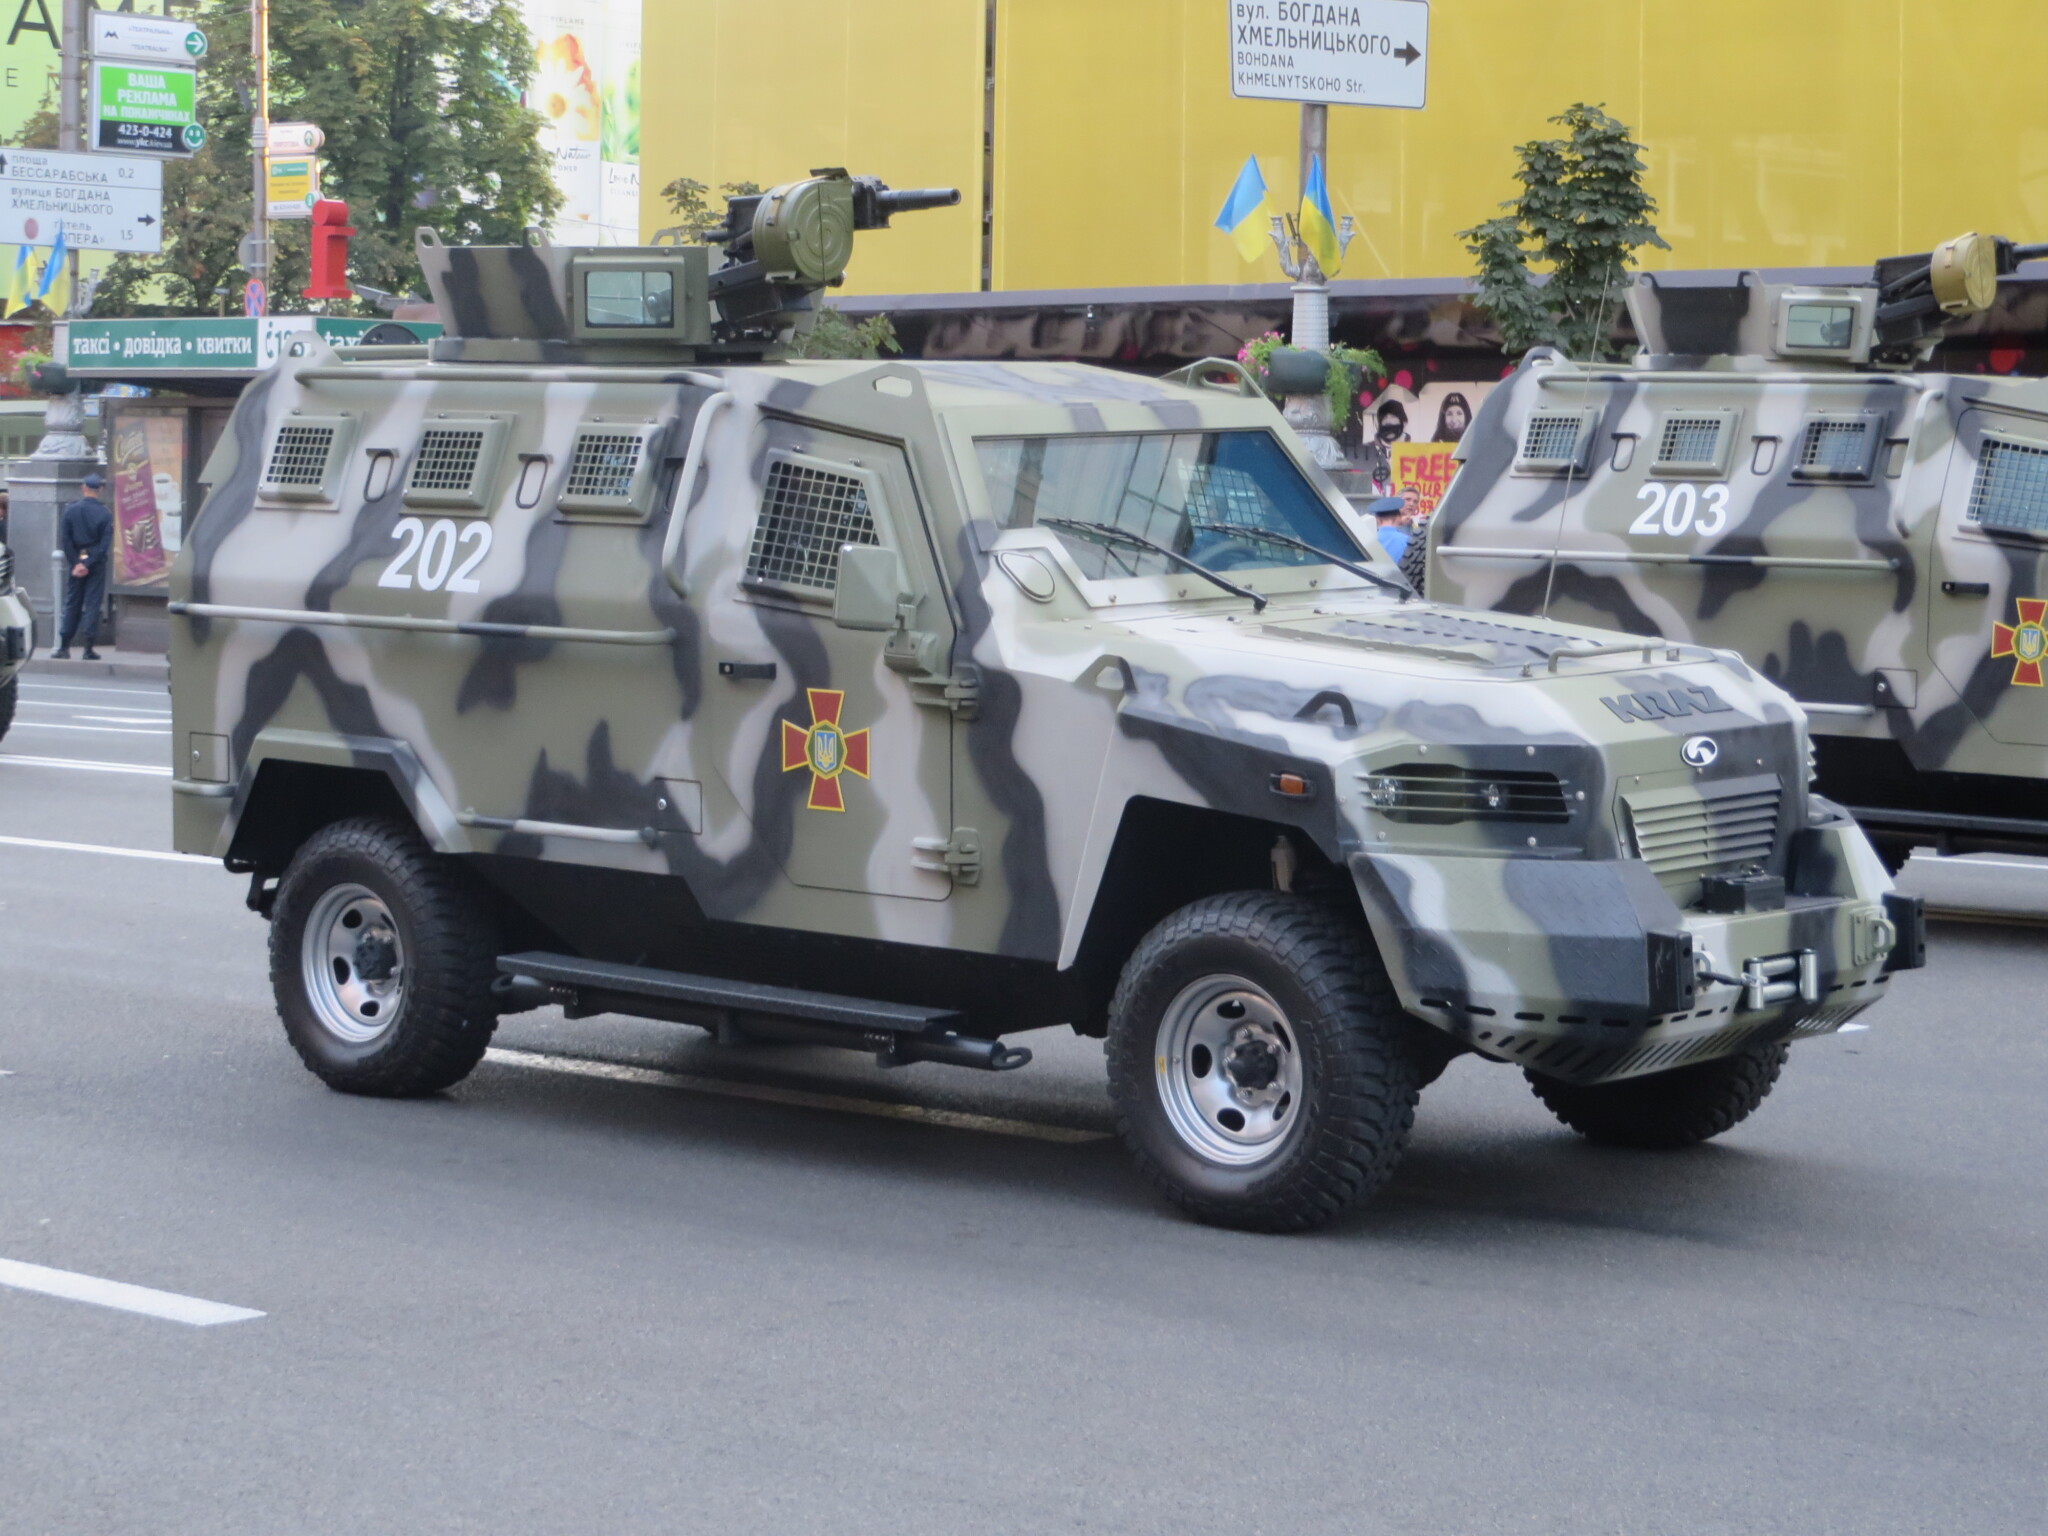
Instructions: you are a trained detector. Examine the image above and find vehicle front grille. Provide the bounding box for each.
[1623,773,1782,884]
[1364,764,1571,825]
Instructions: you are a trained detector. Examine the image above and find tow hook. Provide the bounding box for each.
[1696,949,1820,1012]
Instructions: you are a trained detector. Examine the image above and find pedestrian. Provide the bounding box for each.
[1367,495,1409,564]
[52,471,112,661]
[1400,483,1423,524]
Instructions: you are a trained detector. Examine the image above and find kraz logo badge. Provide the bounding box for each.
[1992,598,2047,688]
[782,688,870,812]
[1681,735,1720,769]
[1600,682,1734,724]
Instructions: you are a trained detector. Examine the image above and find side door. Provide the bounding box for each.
[695,417,956,901]
[1928,410,2048,747]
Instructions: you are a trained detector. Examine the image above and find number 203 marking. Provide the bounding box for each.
[378,517,491,593]
[1629,482,1730,539]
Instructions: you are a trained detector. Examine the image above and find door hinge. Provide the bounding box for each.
[912,826,981,885]
[908,662,981,720]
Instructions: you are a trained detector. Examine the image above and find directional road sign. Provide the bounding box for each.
[0,149,164,253]
[1227,0,1429,110]
[90,12,208,65]
[90,61,205,156]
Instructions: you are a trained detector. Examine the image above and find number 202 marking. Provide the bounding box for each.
[1629,482,1730,539]
[378,517,491,593]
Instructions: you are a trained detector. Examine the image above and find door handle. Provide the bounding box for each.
[718,660,777,682]
[1940,581,1991,597]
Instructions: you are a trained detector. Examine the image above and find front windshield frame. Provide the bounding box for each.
[971,427,1387,592]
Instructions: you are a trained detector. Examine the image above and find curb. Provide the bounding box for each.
[21,653,170,685]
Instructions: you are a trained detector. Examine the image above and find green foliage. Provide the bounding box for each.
[1458,103,1668,362]
[1323,342,1386,431]
[91,0,559,318]
[658,177,764,242]
[790,308,901,360]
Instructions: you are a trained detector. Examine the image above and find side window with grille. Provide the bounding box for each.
[258,414,359,505]
[1790,413,1882,482]
[403,417,508,512]
[1966,437,2048,537]
[1513,408,1598,475]
[556,420,666,520]
[1649,409,1737,477]
[743,455,883,595]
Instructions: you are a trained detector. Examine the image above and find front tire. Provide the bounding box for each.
[0,674,15,743]
[1525,1039,1789,1149]
[1106,892,1420,1232]
[269,816,501,1097]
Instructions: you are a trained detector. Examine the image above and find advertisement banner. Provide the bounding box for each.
[110,413,182,588]
[90,60,204,155]
[520,0,641,245]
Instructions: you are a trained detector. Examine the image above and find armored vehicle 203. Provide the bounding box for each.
[171,173,1922,1231]
[1429,233,2048,870]
[1,531,29,741]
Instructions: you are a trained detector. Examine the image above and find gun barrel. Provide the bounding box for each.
[876,187,961,217]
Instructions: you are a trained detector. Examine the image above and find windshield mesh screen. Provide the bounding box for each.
[1967,438,2048,535]
[975,430,1368,582]
[265,425,335,488]
[746,460,878,591]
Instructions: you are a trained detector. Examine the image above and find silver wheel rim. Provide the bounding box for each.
[301,882,406,1044]
[1154,973,1305,1167]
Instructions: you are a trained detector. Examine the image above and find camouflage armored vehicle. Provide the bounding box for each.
[169,173,1922,1231]
[1429,233,2048,870]
[0,532,29,741]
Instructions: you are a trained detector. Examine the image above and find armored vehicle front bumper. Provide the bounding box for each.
[1350,814,1921,1085]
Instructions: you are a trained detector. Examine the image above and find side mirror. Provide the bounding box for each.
[833,543,910,631]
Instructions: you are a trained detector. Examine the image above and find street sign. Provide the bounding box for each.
[89,12,208,65]
[65,316,444,377]
[268,122,325,154]
[265,156,319,219]
[90,61,206,156]
[244,278,267,318]
[1227,0,1429,110]
[0,149,164,253]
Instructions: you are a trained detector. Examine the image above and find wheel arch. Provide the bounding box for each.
[225,731,470,876]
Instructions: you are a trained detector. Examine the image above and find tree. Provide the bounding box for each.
[1458,103,1668,362]
[92,0,558,317]
[657,176,761,243]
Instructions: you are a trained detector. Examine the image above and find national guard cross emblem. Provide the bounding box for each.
[1992,597,2047,688]
[782,688,871,811]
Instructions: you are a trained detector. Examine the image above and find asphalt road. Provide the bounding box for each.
[3,673,2045,1535]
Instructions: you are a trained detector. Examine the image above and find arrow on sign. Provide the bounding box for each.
[137,214,156,226]
[1395,40,1421,64]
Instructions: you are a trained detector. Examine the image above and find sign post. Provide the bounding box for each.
[1224,0,1430,470]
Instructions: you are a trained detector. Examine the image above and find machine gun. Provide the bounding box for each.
[414,171,959,365]
[1870,233,2048,362]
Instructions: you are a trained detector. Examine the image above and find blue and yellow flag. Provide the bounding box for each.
[1214,155,1272,264]
[2,244,28,318]
[1299,153,1342,277]
[33,228,69,316]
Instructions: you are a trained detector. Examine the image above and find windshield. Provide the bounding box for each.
[975,430,1377,581]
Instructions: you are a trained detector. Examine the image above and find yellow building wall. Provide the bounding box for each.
[639,0,984,296]
[646,0,2048,296]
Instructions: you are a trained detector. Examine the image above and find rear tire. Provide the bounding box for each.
[0,674,15,743]
[1106,891,1419,1232]
[269,816,500,1097]
[1525,1040,1789,1149]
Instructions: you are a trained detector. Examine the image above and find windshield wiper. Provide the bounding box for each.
[1038,517,1269,611]
[1190,522,1412,601]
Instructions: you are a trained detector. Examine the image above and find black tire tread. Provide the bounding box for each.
[1105,890,1418,1232]
[269,815,499,1097]
[1525,1040,1789,1149]
[0,673,15,744]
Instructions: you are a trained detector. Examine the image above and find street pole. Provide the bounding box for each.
[59,0,82,311]
[1269,101,1355,471]
[247,0,269,305]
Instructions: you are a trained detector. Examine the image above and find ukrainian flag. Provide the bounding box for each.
[2,244,27,318]
[1214,155,1272,264]
[33,228,69,316]
[1300,153,1342,278]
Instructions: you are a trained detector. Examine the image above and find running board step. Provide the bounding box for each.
[492,952,1030,1071]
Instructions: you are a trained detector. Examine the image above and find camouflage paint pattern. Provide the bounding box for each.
[1429,272,2048,791]
[170,276,1907,1086]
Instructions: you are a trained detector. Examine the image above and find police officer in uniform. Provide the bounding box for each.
[52,471,112,661]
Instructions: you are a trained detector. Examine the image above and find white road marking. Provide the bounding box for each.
[69,713,175,725]
[1924,857,2048,874]
[482,1046,1109,1144]
[8,721,170,736]
[0,753,171,776]
[0,834,214,865]
[0,1257,263,1327]
[18,683,169,699]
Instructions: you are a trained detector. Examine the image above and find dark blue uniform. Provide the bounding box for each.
[58,492,113,652]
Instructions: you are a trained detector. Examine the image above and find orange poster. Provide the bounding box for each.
[1390,442,1459,517]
